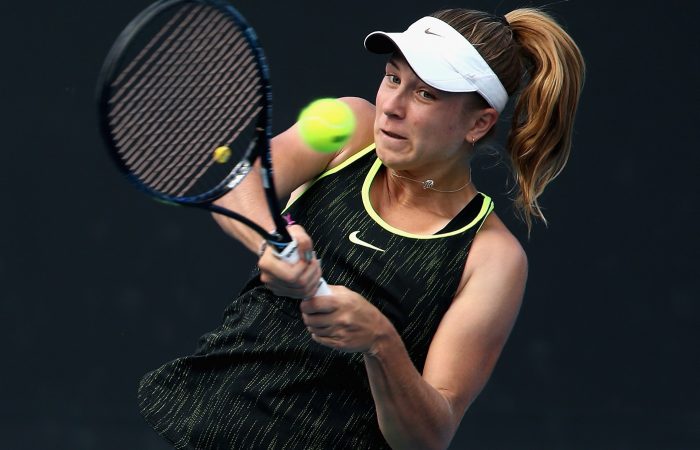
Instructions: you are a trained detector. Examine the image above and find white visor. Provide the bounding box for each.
[364,16,509,113]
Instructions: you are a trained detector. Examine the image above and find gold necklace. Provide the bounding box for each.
[390,169,472,193]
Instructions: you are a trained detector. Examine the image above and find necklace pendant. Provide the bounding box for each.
[422,179,434,190]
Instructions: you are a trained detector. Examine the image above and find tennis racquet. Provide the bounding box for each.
[97,0,329,295]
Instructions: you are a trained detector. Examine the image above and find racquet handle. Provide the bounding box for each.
[273,240,331,296]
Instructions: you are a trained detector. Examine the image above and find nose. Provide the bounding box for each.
[379,86,406,120]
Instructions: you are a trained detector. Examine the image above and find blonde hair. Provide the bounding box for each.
[432,8,585,232]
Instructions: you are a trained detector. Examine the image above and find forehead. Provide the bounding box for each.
[387,54,452,91]
[386,53,410,71]
[384,53,484,114]
[386,54,435,89]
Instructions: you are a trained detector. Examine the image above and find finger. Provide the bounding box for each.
[287,224,315,263]
[296,259,323,296]
[259,269,300,290]
[263,260,323,297]
[267,259,321,298]
[299,294,337,315]
[308,326,336,338]
[301,312,336,329]
[259,252,311,287]
[309,333,343,350]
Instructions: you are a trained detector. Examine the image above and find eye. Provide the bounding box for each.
[385,73,400,85]
[418,89,436,100]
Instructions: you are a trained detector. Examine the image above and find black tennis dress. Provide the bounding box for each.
[138,145,494,449]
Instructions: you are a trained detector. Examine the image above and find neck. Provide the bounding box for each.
[380,165,477,214]
[390,168,472,193]
[390,155,473,193]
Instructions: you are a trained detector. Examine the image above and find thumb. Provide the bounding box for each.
[287,223,315,263]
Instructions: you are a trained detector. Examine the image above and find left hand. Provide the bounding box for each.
[300,285,391,354]
[258,224,322,299]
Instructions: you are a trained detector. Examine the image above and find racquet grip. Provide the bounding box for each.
[273,240,331,296]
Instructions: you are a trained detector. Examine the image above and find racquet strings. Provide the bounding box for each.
[106,2,265,200]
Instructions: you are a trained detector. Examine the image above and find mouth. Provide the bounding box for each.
[380,129,407,140]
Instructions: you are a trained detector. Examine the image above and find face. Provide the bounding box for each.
[374,54,480,174]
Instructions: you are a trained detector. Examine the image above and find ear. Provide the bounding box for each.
[467,108,499,142]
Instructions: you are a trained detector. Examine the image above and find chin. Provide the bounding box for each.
[374,148,412,171]
[375,141,412,168]
[374,145,395,166]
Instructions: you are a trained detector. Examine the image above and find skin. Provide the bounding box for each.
[213,55,527,450]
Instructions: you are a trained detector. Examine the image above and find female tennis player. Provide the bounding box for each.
[139,8,584,449]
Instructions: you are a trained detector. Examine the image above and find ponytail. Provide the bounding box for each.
[505,9,585,231]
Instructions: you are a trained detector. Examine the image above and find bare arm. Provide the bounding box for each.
[363,221,527,449]
[211,97,375,253]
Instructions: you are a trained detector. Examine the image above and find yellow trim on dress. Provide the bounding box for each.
[284,143,376,211]
[361,158,494,239]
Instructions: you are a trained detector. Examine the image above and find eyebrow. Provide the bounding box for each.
[386,58,399,70]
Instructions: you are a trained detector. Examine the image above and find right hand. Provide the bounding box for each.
[258,224,323,299]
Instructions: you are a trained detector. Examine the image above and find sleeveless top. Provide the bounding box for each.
[138,145,494,449]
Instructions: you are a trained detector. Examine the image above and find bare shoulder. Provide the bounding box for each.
[339,96,376,116]
[327,97,376,169]
[461,212,528,291]
[451,211,528,322]
[338,96,376,123]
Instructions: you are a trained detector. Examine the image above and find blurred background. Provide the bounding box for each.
[1,0,697,448]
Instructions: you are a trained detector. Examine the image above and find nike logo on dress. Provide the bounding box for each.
[349,231,385,252]
[424,28,443,37]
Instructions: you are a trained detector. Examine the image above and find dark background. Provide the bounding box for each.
[1,0,698,449]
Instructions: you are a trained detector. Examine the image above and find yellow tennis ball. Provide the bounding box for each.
[213,145,231,163]
[298,98,356,153]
